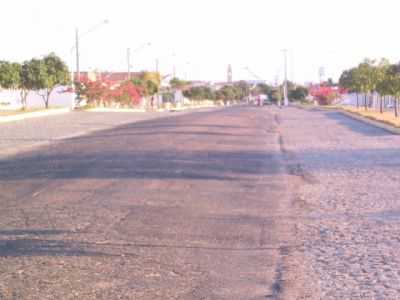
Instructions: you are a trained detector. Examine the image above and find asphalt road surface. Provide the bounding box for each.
[3,105,399,299]
[0,107,303,299]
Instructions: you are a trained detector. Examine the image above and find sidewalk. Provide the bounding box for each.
[0,108,71,124]
[0,111,160,159]
[294,104,400,135]
[0,107,223,159]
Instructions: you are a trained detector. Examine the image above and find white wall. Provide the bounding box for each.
[0,86,75,110]
[340,93,396,109]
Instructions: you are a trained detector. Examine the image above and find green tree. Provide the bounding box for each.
[234,81,250,99]
[130,72,160,97]
[326,78,335,86]
[0,61,20,89]
[339,68,355,91]
[34,53,70,109]
[268,87,282,104]
[142,71,160,95]
[289,86,308,101]
[355,59,379,110]
[339,67,362,108]
[256,83,271,95]
[169,77,188,89]
[0,61,31,109]
[386,64,400,118]
[184,86,216,101]
[217,85,239,104]
[375,59,391,113]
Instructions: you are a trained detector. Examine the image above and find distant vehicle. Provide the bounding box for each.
[257,94,269,106]
[263,99,272,105]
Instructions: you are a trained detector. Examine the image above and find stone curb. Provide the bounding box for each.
[167,105,220,112]
[339,110,400,135]
[293,104,400,135]
[0,106,226,160]
[85,105,221,113]
[85,108,146,113]
[0,108,71,124]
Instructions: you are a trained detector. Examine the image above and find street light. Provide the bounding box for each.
[155,53,176,74]
[75,19,109,84]
[243,66,263,105]
[282,49,289,106]
[127,42,151,80]
[184,61,191,80]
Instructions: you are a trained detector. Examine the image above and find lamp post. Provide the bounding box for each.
[184,61,191,81]
[75,28,80,84]
[155,58,159,73]
[155,53,176,76]
[126,42,151,80]
[75,19,109,84]
[282,49,289,106]
[74,19,109,105]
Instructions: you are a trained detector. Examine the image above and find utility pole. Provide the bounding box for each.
[155,58,159,73]
[127,48,131,80]
[73,20,109,106]
[75,28,80,83]
[126,43,151,80]
[185,62,190,80]
[274,74,281,107]
[282,49,289,106]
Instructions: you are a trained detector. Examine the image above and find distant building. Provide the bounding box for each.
[212,81,232,91]
[74,71,142,82]
[188,80,212,87]
[211,80,266,91]
[245,80,267,86]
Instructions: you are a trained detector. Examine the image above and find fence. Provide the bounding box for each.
[340,93,397,110]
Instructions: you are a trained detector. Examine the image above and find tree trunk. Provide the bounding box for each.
[20,90,28,110]
[43,89,54,109]
[356,93,359,108]
[370,93,373,109]
[364,94,368,110]
[380,95,384,114]
[395,97,399,118]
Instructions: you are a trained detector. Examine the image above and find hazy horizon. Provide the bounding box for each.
[2,0,400,84]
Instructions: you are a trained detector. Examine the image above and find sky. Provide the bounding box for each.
[1,0,400,84]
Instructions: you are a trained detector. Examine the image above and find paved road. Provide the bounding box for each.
[276,106,400,299]
[0,111,164,159]
[3,105,399,299]
[0,107,303,299]
[0,109,219,159]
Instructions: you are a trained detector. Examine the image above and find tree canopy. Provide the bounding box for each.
[339,57,400,116]
[0,61,21,90]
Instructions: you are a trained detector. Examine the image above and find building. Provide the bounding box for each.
[74,71,142,82]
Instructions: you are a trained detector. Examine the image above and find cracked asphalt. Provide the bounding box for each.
[3,105,398,299]
[0,107,302,299]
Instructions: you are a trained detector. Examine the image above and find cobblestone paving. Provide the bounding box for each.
[276,107,400,299]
